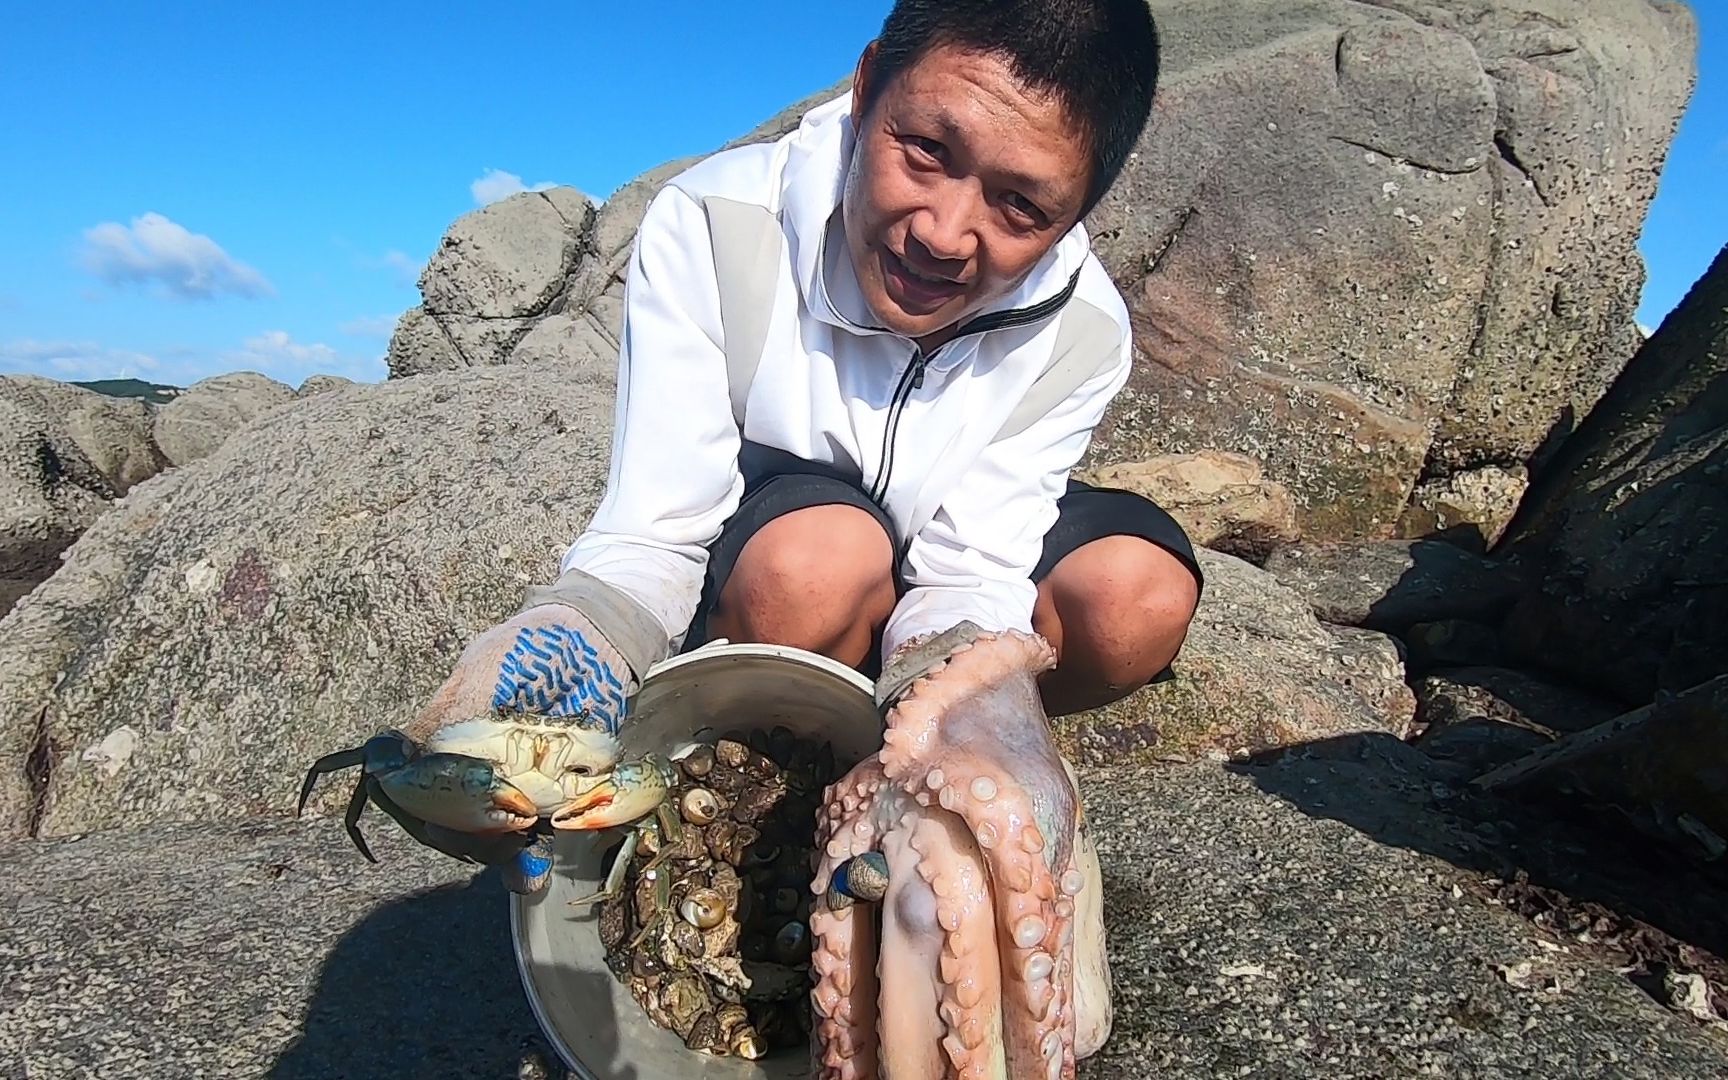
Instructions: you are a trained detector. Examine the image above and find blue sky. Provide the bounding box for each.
[1,1,1722,389]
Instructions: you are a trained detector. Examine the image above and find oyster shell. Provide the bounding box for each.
[599,728,834,1059]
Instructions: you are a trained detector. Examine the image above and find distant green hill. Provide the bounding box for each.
[71,378,183,405]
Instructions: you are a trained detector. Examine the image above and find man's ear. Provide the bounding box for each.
[850,40,880,128]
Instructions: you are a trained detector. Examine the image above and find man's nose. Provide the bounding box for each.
[908,187,980,266]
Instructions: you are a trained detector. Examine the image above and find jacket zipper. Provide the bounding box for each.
[863,267,1082,506]
[867,346,928,503]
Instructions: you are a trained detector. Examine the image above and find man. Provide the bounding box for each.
[399,0,1202,888]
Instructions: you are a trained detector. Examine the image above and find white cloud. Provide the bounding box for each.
[78,212,274,301]
[471,167,558,206]
[1636,322,1654,338]
[0,339,161,380]
[220,330,383,383]
[339,314,400,339]
[361,248,423,287]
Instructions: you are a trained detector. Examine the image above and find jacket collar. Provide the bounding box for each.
[775,91,1091,365]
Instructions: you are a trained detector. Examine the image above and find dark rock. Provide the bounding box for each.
[5,762,1728,1078]
[1263,539,1525,632]
[1404,620,1504,673]
[1418,667,1621,739]
[1475,674,1728,864]
[1498,243,1728,705]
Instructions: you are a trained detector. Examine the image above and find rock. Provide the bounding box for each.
[508,308,619,369]
[0,374,167,496]
[386,189,595,376]
[1476,675,1728,863]
[420,190,593,321]
[382,89,835,382]
[1498,244,1728,705]
[1076,0,1698,541]
[1052,548,1415,766]
[1398,464,1529,551]
[152,371,298,467]
[1263,539,1524,632]
[5,759,1727,1078]
[296,375,356,398]
[1409,664,1623,777]
[1403,619,1504,673]
[1078,451,1298,561]
[0,362,618,840]
[0,376,169,619]
[1413,670,1564,776]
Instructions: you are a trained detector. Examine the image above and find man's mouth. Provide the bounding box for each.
[882,249,964,309]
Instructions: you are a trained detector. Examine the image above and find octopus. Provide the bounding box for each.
[808,624,1114,1080]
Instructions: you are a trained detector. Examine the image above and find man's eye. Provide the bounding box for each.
[1003,193,1043,224]
[906,136,944,162]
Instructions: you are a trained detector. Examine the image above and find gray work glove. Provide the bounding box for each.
[378,600,638,893]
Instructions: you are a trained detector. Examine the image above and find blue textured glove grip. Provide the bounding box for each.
[491,622,628,734]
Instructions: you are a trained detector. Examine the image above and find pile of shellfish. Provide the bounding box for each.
[596,726,837,1059]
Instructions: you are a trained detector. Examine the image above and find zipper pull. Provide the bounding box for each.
[910,349,926,390]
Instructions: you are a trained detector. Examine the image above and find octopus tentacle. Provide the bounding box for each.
[810,765,887,1080]
[909,809,1007,1080]
[875,812,949,1076]
[876,636,1073,1077]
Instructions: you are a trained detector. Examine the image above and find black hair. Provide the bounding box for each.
[860,0,1161,215]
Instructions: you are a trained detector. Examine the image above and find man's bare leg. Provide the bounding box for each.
[704,504,898,669]
[1031,535,1200,717]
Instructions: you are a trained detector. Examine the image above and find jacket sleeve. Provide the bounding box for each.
[880,325,1132,661]
[549,183,746,675]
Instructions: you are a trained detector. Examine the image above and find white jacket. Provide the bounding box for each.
[555,91,1134,668]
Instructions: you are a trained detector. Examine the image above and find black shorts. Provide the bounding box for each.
[680,464,1203,678]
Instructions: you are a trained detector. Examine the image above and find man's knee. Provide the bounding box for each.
[1036,535,1200,698]
[713,504,897,651]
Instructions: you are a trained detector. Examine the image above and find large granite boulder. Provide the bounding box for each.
[383,1,1697,548]
[0,362,617,840]
[386,88,840,379]
[153,371,298,467]
[1497,243,1728,705]
[1080,0,1697,540]
[0,375,169,618]
[1051,547,1417,766]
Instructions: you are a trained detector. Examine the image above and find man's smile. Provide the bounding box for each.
[880,246,965,311]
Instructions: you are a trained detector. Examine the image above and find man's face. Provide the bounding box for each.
[842,43,1094,347]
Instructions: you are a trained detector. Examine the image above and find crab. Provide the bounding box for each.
[295,708,667,862]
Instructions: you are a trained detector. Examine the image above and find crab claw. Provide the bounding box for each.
[372,751,541,835]
[550,757,675,830]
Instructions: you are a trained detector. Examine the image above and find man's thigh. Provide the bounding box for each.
[681,472,903,662]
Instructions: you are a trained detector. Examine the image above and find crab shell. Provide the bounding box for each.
[378,715,625,835]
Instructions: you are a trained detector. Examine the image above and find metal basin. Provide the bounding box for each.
[511,640,884,1078]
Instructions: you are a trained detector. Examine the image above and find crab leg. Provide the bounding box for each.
[296,745,365,816]
[565,829,642,909]
[344,776,379,863]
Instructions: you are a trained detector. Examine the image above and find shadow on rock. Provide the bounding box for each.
[269,869,614,1080]
[1226,732,1728,983]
